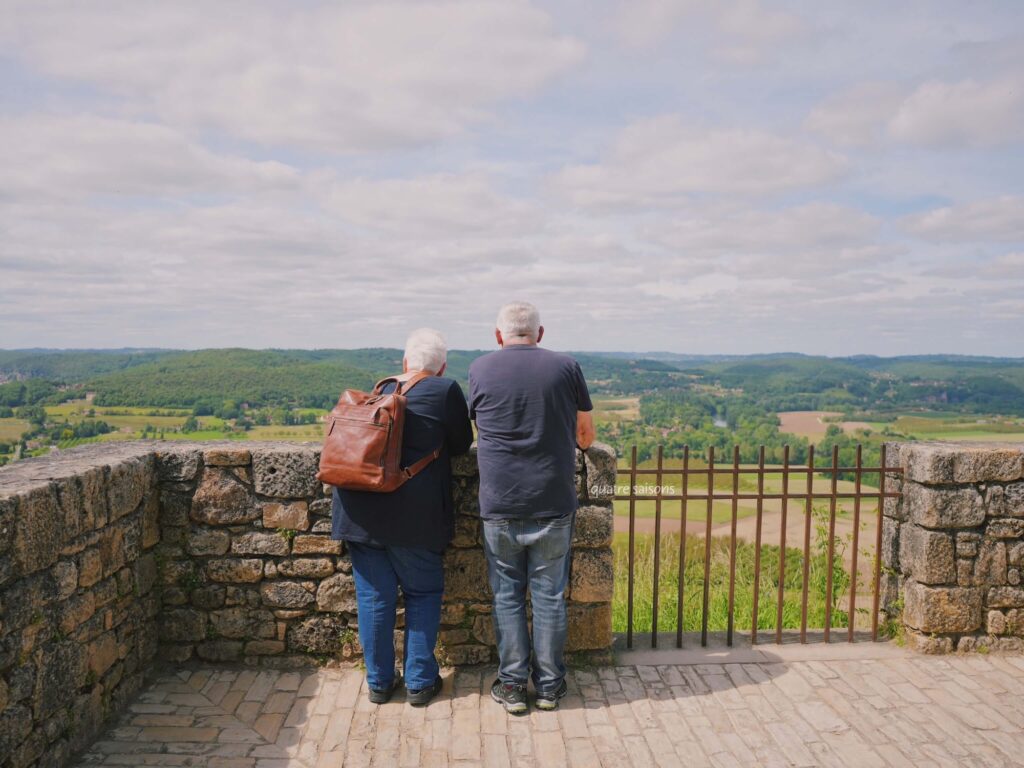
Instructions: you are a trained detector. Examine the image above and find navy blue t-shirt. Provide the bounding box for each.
[468,345,593,519]
[331,376,473,552]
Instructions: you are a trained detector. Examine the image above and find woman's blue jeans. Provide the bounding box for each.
[347,541,444,692]
[481,513,574,694]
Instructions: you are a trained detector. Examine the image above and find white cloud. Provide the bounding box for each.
[551,116,848,207]
[902,197,1024,243]
[324,174,538,239]
[0,1,584,153]
[888,77,1024,147]
[647,202,879,254]
[804,83,906,147]
[611,0,805,64]
[0,115,300,201]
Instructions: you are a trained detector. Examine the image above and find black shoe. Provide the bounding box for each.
[535,679,568,711]
[406,675,443,707]
[490,678,528,715]
[367,674,402,704]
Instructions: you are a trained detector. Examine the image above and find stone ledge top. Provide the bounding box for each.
[887,440,1024,485]
[0,440,618,500]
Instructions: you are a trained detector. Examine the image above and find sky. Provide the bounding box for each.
[1,0,1022,356]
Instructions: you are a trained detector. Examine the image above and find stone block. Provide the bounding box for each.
[0,496,15,557]
[262,501,310,531]
[87,633,119,678]
[277,558,335,579]
[881,516,900,572]
[975,540,1008,585]
[245,640,285,655]
[108,455,151,521]
[443,548,490,601]
[987,519,1024,539]
[210,607,275,639]
[898,525,955,584]
[904,482,984,529]
[261,581,315,608]
[141,492,160,549]
[191,467,258,525]
[451,447,478,477]
[902,442,1024,485]
[231,532,290,556]
[579,441,617,501]
[292,535,343,555]
[987,586,1024,608]
[287,615,347,654]
[191,585,226,610]
[1010,542,1024,567]
[903,581,982,633]
[573,505,614,549]
[570,549,614,602]
[206,558,264,583]
[451,515,479,548]
[471,615,495,646]
[160,608,207,642]
[442,644,491,665]
[159,489,191,527]
[156,447,202,482]
[203,447,252,466]
[135,553,158,596]
[566,602,612,651]
[986,481,1024,518]
[14,485,63,576]
[34,641,86,717]
[186,529,231,556]
[196,640,243,662]
[316,573,356,612]
[251,447,320,498]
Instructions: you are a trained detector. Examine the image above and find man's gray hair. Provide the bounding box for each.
[404,328,447,374]
[496,301,541,341]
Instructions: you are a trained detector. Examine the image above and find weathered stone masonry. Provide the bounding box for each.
[883,441,1024,653]
[0,439,615,767]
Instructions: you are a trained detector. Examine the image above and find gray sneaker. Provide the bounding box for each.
[490,679,528,714]
[535,679,568,711]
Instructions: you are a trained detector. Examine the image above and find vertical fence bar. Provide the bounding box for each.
[824,445,839,642]
[701,445,715,647]
[626,445,637,649]
[751,446,766,645]
[872,443,887,641]
[676,446,689,648]
[776,445,790,644]
[848,445,862,642]
[652,445,664,648]
[727,445,740,646]
[800,445,815,644]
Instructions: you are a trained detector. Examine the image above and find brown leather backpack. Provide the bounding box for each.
[315,371,443,492]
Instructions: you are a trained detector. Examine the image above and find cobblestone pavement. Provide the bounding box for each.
[75,653,1024,767]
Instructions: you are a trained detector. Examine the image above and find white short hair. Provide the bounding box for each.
[496,301,540,341]
[404,328,447,374]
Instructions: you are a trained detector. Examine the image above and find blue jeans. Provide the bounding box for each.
[347,541,444,691]
[481,514,574,694]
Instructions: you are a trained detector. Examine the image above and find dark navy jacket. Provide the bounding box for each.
[330,375,474,553]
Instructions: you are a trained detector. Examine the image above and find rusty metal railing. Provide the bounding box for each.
[615,443,903,649]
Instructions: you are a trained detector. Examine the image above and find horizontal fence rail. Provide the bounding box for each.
[614,443,903,649]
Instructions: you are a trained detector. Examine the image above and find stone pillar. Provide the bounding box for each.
[884,441,1024,653]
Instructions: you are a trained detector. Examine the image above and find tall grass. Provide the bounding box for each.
[613,508,863,633]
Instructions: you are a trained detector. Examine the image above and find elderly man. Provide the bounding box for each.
[332,328,473,706]
[469,301,595,713]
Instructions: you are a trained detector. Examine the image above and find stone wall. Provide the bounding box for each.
[0,443,161,768]
[0,439,615,766]
[883,441,1024,653]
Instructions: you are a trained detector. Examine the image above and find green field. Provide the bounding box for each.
[870,414,1024,443]
[613,528,874,635]
[0,418,31,441]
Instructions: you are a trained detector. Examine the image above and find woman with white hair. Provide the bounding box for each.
[331,328,473,706]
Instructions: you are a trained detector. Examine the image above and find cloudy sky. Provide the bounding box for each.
[1,1,1022,355]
